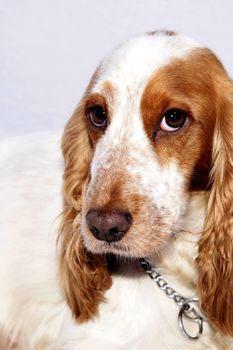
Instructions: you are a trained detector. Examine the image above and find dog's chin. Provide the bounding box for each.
[82,235,170,259]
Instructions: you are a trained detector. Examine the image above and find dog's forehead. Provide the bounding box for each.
[91,33,202,94]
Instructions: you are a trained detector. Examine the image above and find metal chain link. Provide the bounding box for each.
[139,258,207,341]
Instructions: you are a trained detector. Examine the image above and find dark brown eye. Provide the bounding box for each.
[87,105,107,128]
[160,109,187,132]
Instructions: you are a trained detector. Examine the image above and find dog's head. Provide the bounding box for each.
[59,31,233,335]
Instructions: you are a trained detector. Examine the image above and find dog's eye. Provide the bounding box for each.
[160,109,187,132]
[87,105,107,128]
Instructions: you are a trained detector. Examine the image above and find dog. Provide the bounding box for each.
[0,30,232,349]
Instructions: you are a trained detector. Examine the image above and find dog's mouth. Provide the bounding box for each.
[82,225,173,259]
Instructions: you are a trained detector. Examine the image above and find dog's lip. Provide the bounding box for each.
[102,240,123,249]
[87,239,129,253]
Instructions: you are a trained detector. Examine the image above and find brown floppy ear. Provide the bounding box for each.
[197,79,233,336]
[58,101,112,322]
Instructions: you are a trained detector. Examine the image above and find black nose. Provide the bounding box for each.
[86,208,132,243]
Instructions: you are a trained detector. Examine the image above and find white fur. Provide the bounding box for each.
[94,32,202,93]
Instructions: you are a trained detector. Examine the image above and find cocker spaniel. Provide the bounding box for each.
[0,31,232,349]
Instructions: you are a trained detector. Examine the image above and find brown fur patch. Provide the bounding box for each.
[197,71,233,336]
[140,49,224,189]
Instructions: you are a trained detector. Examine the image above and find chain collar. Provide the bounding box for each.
[139,258,208,341]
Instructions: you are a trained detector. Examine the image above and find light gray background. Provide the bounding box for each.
[1,0,233,139]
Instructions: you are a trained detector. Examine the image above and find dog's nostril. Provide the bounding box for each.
[109,227,120,235]
[86,208,132,243]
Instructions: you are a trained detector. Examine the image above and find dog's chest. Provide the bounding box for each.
[72,270,217,350]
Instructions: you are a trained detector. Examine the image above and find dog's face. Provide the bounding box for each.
[79,32,217,257]
[61,31,233,335]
